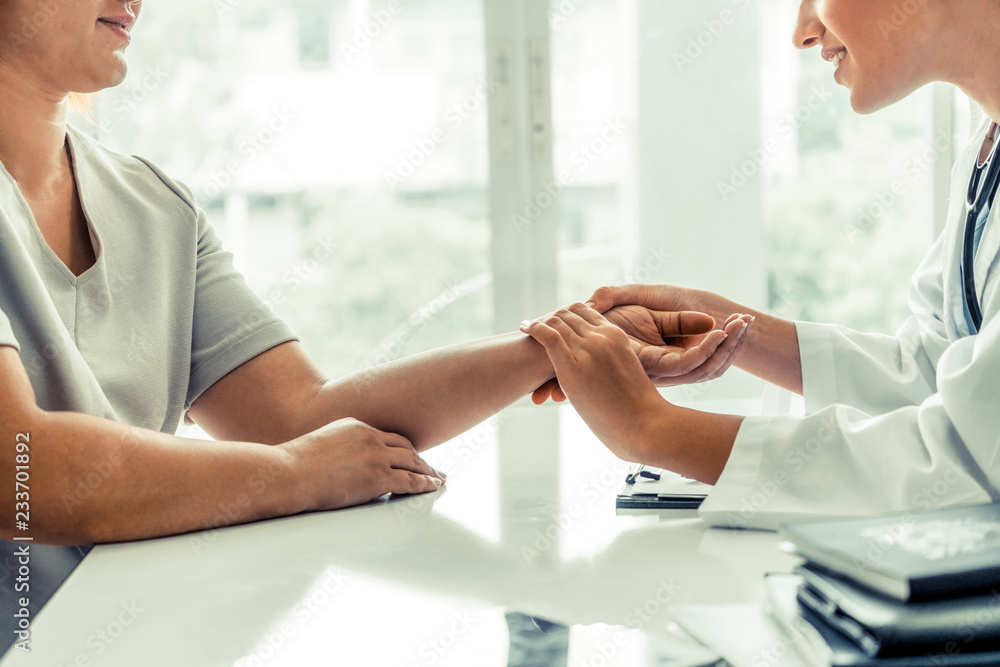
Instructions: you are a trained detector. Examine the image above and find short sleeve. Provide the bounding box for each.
[185,208,298,409]
[0,307,19,351]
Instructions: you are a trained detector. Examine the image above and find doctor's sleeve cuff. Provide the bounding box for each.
[794,320,839,415]
[697,416,780,531]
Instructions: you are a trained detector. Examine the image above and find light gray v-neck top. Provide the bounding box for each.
[0,124,297,430]
[0,125,297,651]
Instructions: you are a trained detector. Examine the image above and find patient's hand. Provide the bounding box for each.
[531,305,752,404]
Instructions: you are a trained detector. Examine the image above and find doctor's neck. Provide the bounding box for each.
[934,1,1000,125]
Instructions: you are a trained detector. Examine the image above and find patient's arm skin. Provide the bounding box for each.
[6,334,552,545]
[521,304,744,484]
[188,334,554,452]
[5,314,749,545]
[190,312,749,452]
[0,345,445,545]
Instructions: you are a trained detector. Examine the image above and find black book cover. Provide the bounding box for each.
[765,573,1000,667]
[781,503,1000,601]
[795,563,1000,657]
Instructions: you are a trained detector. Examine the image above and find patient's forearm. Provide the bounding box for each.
[5,409,297,545]
[299,333,554,451]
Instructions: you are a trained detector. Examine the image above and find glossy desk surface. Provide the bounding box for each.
[1,403,800,667]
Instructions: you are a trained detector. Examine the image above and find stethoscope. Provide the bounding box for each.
[963,120,1000,333]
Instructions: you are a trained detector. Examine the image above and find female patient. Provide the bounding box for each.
[0,2,755,546]
[0,0,736,654]
[525,0,1000,530]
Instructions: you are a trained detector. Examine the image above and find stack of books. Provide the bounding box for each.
[768,503,1000,666]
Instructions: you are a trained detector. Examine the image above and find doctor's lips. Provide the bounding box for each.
[98,14,135,41]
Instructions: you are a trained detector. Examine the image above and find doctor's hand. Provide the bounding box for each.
[520,304,669,461]
[591,283,754,378]
[606,305,752,383]
[585,282,807,397]
[530,305,752,404]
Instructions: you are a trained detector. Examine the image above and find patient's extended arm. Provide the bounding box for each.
[2,311,741,545]
[189,310,748,452]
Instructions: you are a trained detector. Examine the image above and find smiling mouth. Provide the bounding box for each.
[97,17,133,44]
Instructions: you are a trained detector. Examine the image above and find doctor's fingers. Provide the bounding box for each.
[533,305,604,339]
[721,313,743,330]
[648,310,718,339]
[648,328,730,378]
[694,315,750,376]
[704,316,755,381]
[565,302,614,329]
[521,319,577,368]
[646,341,723,379]
[530,378,569,405]
[647,316,746,380]
[672,316,751,383]
[586,284,687,315]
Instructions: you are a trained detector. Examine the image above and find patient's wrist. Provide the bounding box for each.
[687,289,733,325]
[518,331,556,382]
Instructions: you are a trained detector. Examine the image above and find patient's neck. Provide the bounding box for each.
[0,61,70,194]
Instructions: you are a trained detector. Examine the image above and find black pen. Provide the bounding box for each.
[626,464,661,485]
[626,464,644,485]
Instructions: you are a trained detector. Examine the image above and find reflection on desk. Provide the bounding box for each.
[0,403,796,667]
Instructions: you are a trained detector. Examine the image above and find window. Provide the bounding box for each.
[760,0,949,335]
[75,0,966,662]
[293,0,333,67]
[91,0,492,383]
[86,0,957,405]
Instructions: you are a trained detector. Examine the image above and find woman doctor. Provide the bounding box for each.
[524,0,1000,530]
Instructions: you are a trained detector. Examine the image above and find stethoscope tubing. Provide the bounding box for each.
[962,122,1000,333]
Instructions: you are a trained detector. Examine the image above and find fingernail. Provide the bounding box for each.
[436,468,447,480]
[585,301,596,308]
[429,476,442,487]
[520,320,531,330]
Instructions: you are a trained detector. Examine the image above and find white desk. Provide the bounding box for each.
[1,402,800,667]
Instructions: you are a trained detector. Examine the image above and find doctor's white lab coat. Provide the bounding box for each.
[699,109,1000,531]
